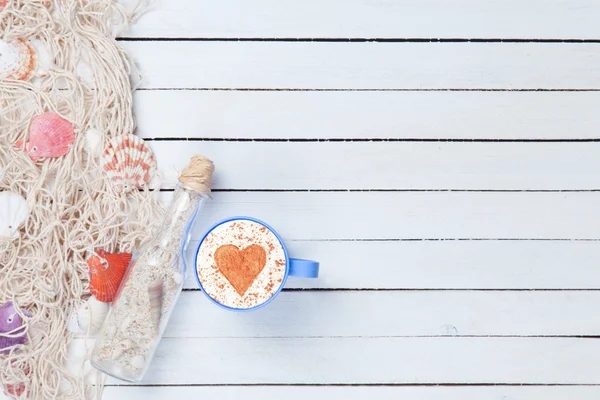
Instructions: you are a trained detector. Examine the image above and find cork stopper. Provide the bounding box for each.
[178,155,215,193]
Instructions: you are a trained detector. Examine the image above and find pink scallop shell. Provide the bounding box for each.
[101,133,157,193]
[0,38,37,81]
[16,112,75,162]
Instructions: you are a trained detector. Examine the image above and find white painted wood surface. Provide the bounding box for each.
[104,386,600,400]
[124,42,600,89]
[94,1,600,398]
[134,91,600,140]
[122,0,600,39]
[148,141,600,189]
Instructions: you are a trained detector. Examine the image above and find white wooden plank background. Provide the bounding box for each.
[50,1,600,399]
[104,386,600,400]
[124,42,600,90]
[134,91,600,140]
[122,0,600,39]
[148,141,600,190]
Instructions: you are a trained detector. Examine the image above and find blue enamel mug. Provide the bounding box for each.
[194,217,319,311]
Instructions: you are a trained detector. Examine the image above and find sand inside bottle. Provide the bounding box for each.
[91,187,201,381]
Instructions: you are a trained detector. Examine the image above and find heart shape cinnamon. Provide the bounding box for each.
[214,244,267,296]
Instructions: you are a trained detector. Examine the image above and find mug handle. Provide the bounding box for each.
[289,258,319,278]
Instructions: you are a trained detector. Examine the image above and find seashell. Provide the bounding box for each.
[84,127,104,157]
[106,325,117,339]
[30,39,52,77]
[0,302,31,355]
[130,355,145,370]
[87,249,132,303]
[120,315,133,331]
[101,133,157,194]
[75,297,109,335]
[0,38,37,81]
[17,112,75,162]
[0,0,6,12]
[172,272,183,285]
[148,280,163,333]
[137,336,153,350]
[111,339,134,361]
[0,191,28,239]
[28,320,48,348]
[2,362,31,399]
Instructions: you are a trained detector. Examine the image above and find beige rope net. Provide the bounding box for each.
[0,0,162,398]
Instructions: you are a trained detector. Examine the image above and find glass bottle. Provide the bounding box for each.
[91,156,214,382]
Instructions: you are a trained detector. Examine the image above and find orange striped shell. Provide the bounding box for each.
[0,38,37,81]
[87,249,132,303]
[101,133,157,194]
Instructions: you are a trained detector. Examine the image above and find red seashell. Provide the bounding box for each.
[2,363,30,399]
[18,112,75,162]
[0,0,7,12]
[87,249,132,303]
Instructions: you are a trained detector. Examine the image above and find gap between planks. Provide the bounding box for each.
[101,384,600,400]
[118,38,600,43]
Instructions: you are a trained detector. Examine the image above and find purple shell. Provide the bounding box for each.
[0,302,30,354]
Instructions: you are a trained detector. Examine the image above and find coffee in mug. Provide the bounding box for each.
[195,217,319,311]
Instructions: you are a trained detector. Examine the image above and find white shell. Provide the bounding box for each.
[111,339,134,360]
[0,191,28,238]
[172,272,183,285]
[137,336,153,350]
[106,325,117,338]
[0,38,37,81]
[31,39,51,77]
[120,315,133,331]
[76,297,109,335]
[101,133,157,194]
[130,355,145,370]
[84,128,103,157]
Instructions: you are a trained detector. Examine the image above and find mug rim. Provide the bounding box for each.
[194,216,290,312]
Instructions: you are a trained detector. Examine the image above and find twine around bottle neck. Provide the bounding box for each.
[178,155,215,194]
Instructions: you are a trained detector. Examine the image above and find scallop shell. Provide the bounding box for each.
[76,297,109,335]
[17,112,75,162]
[0,192,28,239]
[101,133,157,194]
[0,38,37,81]
[0,0,7,12]
[87,249,132,303]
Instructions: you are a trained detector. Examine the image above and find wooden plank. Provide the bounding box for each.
[156,192,600,241]
[101,337,600,384]
[134,91,600,140]
[163,291,600,337]
[103,386,600,400]
[181,240,600,289]
[124,42,600,90]
[148,141,600,190]
[123,0,600,39]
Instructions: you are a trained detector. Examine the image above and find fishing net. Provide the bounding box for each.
[0,0,162,398]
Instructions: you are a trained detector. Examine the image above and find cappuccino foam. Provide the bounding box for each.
[196,219,286,309]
